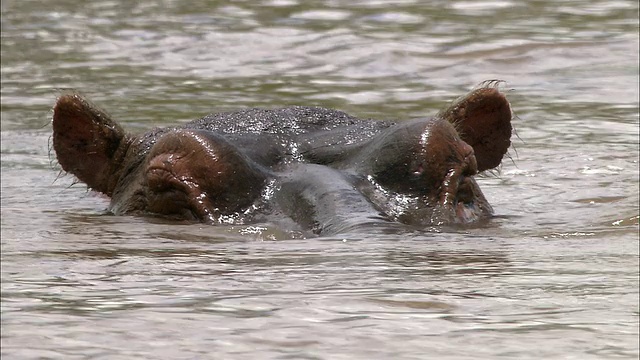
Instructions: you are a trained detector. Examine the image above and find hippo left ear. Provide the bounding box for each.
[52,93,129,196]
[438,83,513,172]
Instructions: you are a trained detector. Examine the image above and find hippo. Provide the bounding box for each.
[52,81,512,235]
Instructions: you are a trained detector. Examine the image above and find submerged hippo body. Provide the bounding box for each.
[52,82,512,234]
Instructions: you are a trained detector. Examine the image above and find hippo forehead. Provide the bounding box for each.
[188,106,366,135]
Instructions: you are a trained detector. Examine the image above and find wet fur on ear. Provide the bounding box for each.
[52,92,129,196]
[438,80,513,172]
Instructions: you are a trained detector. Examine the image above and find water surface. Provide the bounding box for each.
[1,0,639,359]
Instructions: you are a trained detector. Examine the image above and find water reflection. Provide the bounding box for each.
[383,249,510,277]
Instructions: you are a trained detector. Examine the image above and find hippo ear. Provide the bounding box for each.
[438,83,513,172]
[52,93,128,196]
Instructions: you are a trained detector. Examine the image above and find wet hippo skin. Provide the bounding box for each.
[52,81,513,235]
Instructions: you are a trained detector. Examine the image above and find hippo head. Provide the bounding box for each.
[52,94,268,223]
[51,82,512,231]
[351,84,512,225]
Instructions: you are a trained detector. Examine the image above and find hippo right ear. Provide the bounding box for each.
[438,83,513,172]
[52,93,128,196]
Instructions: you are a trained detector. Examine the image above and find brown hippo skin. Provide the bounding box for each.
[52,81,512,235]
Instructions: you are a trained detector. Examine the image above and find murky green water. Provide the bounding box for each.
[1,0,638,358]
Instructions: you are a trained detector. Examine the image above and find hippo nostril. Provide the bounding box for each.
[146,167,178,192]
[457,177,475,204]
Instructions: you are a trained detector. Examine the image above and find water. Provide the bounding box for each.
[1,0,638,358]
